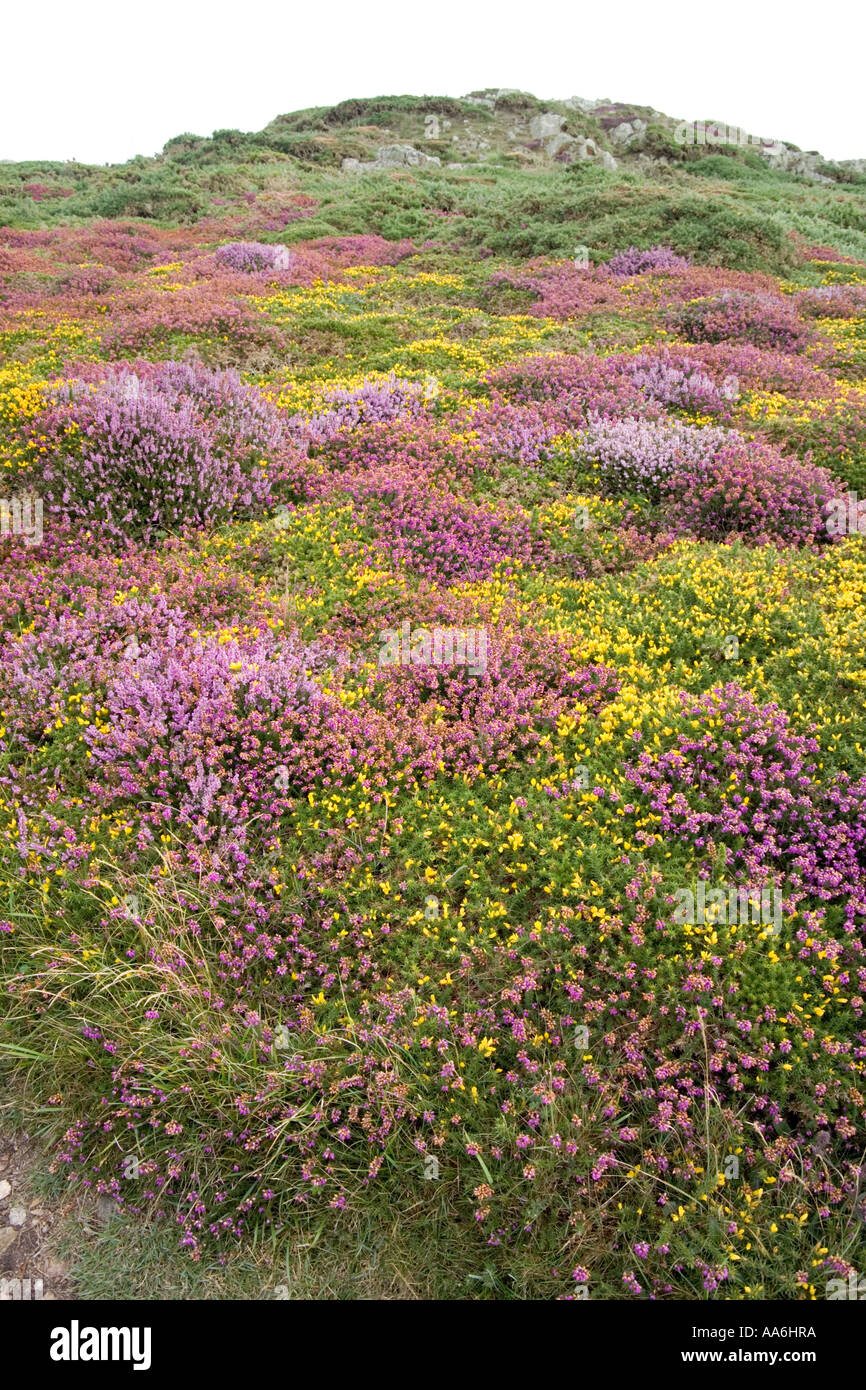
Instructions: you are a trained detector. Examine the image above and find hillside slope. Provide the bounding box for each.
[1,90,866,1303]
[2,90,865,272]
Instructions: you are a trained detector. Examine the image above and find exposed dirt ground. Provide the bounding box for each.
[0,1131,76,1300]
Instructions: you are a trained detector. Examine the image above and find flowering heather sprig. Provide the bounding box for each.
[352,476,551,582]
[795,241,859,264]
[53,264,119,296]
[68,222,162,271]
[795,283,866,319]
[0,594,194,757]
[97,279,285,358]
[145,360,286,457]
[463,396,570,467]
[371,626,620,776]
[621,341,838,402]
[483,354,662,425]
[484,263,625,319]
[307,234,417,267]
[484,260,776,321]
[317,418,487,492]
[82,632,372,836]
[19,182,73,203]
[623,352,725,413]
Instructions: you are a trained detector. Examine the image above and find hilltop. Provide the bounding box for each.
[1,90,865,275]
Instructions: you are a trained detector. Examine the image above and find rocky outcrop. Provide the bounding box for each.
[522,115,618,168]
[333,97,859,184]
[343,144,441,173]
[528,112,566,143]
[758,145,834,183]
[608,118,647,147]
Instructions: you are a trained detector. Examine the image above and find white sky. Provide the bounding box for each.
[3,0,865,166]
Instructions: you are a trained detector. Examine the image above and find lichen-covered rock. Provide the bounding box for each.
[343,144,441,173]
[528,112,565,142]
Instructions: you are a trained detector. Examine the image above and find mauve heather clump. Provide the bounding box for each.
[484,263,624,320]
[25,362,301,544]
[605,245,691,277]
[0,595,193,765]
[484,354,661,424]
[83,632,361,838]
[98,278,284,358]
[795,283,866,319]
[672,290,812,352]
[308,234,417,267]
[579,414,733,500]
[623,351,730,413]
[465,396,568,467]
[289,374,430,448]
[319,418,488,491]
[214,241,293,272]
[664,437,836,545]
[624,341,837,401]
[54,264,119,296]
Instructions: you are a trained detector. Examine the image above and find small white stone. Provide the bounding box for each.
[0,1179,11,1200]
[9,1206,27,1227]
[97,1194,117,1222]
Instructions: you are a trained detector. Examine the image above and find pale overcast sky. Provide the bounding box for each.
[3,0,864,166]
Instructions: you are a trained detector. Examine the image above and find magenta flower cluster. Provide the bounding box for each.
[351,475,551,582]
[623,351,729,413]
[289,374,429,448]
[625,683,866,918]
[672,290,813,352]
[664,437,836,545]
